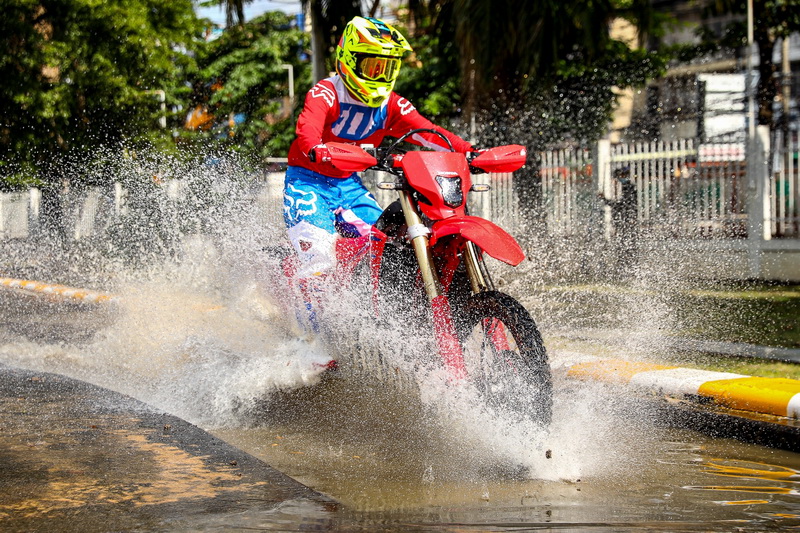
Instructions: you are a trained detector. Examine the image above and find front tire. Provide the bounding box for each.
[455,291,552,426]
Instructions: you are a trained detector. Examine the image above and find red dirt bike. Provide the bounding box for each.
[284,128,552,425]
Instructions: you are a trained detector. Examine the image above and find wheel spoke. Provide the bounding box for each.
[455,291,552,425]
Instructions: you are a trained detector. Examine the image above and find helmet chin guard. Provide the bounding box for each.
[335,16,412,107]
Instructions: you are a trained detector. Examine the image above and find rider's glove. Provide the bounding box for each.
[308,144,331,163]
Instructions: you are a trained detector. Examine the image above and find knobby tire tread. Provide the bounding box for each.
[457,291,553,426]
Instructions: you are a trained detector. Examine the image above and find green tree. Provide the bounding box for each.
[300,0,362,81]
[403,0,663,113]
[0,0,203,187]
[394,0,666,146]
[199,0,254,27]
[389,0,666,234]
[393,31,462,119]
[189,11,310,158]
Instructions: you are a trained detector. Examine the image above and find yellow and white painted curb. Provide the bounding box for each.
[567,359,800,420]
[0,277,119,304]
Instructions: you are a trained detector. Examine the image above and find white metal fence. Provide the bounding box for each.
[0,191,30,239]
[606,139,748,238]
[2,133,798,245]
[537,146,594,238]
[773,131,800,238]
[531,135,797,241]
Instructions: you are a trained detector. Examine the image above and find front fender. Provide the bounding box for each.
[430,216,524,266]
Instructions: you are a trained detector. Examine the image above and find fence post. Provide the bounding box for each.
[114,182,125,216]
[759,126,773,242]
[593,139,612,240]
[746,124,772,277]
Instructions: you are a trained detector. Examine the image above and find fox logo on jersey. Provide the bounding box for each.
[310,84,336,107]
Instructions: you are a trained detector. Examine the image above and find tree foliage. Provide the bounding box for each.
[188,11,310,158]
[0,0,676,187]
[393,32,463,119]
[199,0,255,27]
[300,0,362,81]
[393,0,667,147]
[0,0,203,184]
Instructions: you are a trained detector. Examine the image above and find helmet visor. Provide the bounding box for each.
[356,55,401,82]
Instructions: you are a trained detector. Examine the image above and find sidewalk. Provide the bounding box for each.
[0,364,341,532]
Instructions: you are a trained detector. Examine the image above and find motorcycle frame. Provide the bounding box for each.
[295,140,528,380]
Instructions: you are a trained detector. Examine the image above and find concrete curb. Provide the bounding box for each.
[566,358,800,420]
[0,277,119,304]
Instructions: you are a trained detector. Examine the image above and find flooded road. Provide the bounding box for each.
[209,373,800,530]
[3,148,799,531]
[1,263,799,530]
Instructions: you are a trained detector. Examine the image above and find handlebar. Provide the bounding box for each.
[316,136,526,176]
[361,145,488,176]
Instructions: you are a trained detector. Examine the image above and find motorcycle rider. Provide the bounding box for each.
[283,16,474,325]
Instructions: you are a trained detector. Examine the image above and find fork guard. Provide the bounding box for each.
[430,215,525,266]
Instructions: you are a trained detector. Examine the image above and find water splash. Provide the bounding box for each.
[0,146,649,483]
[0,149,334,426]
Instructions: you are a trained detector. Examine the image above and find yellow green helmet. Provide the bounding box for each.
[335,16,413,107]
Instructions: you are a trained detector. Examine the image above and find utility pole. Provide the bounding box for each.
[746,0,755,159]
[308,1,325,83]
[782,36,791,171]
[782,37,791,131]
[744,0,765,276]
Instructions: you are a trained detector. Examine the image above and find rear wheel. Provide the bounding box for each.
[455,291,552,426]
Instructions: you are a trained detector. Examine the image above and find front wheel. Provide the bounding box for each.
[455,291,552,426]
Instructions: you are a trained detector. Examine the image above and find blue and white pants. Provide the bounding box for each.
[283,165,382,279]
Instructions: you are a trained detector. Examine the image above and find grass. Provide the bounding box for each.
[536,281,800,381]
[696,358,800,380]
[671,283,800,350]
[639,282,800,379]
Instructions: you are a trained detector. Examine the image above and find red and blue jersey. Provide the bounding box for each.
[287,76,473,179]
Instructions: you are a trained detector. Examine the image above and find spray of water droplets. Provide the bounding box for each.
[0,146,662,482]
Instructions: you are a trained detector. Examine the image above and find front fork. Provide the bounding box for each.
[463,241,494,293]
[398,191,466,380]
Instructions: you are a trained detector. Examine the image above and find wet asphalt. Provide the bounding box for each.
[1,277,799,530]
[0,364,343,532]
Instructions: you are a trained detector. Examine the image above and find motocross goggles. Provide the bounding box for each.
[356,54,401,82]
